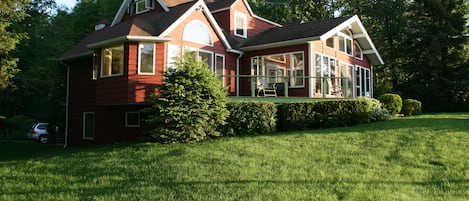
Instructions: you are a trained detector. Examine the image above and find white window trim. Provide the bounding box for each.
[138,43,155,75]
[325,37,335,50]
[135,0,154,15]
[101,45,124,78]
[354,41,363,60]
[125,112,140,127]
[234,11,247,38]
[215,54,225,86]
[83,112,95,140]
[338,31,353,56]
[196,49,214,71]
[182,20,214,46]
[289,51,305,88]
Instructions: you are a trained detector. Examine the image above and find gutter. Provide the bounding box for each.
[240,36,320,51]
[59,60,70,148]
[87,36,172,49]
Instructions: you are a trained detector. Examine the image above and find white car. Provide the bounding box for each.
[27,122,48,143]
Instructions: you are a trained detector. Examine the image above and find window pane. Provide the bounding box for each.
[339,36,345,52]
[315,54,322,94]
[326,37,334,48]
[235,13,246,37]
[292,53,304,87]
[102,45,124,77]
[83,113,95,139]
[346,39,352,55]
[139,43,154,74]
[198,51,212,69]
[216,55,224,85]
[126,112,140,127]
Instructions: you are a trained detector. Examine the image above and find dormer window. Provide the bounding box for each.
[234,11,247,38]
[129,0,154,15]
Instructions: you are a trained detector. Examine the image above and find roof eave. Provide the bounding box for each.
[240,37,320,52]
[59,51,94,61]
[87,36,172,49]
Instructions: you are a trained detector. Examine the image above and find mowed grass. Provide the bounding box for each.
[1,113,468,201]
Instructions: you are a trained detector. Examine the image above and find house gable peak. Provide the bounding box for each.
[111,0,170,26]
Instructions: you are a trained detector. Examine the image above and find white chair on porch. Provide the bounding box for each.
[257,78,277,97]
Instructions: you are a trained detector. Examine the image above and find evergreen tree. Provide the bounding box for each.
[143,52,229,143]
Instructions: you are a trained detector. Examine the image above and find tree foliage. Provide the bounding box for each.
[143,53,229,143]
[0,0,29,89]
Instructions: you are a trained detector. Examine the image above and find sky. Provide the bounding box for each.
[55,0,77,9]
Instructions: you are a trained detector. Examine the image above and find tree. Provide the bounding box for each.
[0,0,29,89]
[143,53,229,143]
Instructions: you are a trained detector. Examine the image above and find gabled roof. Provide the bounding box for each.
[205,0,281,27]
[240,15,384,65]
[61,2,196,60]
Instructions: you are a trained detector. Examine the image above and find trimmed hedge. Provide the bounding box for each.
[401,99,422,116]
[277,99,372,131]
[377,93,403,115]
[361,97,391,122]
[223,102,277,136]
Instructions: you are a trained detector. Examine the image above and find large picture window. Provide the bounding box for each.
[102,45,124,77]
[183,20,213,46]
[315,54,338,96]
[356,66,371,97]
[234,12,247,38]
[339,30,353,55]
[251,52,304,88]
[83,112,95,140]
[138,43,154,74]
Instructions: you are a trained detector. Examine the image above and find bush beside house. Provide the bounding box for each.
[401,99,422,116]
[143,53,229,143]
[377,93,403,115]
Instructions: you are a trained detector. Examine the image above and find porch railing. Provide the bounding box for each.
[219,75,352,98]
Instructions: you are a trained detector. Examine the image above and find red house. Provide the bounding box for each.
[60,0,383,146]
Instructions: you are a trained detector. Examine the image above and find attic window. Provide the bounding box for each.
[130,0,154,15]
[234,12,247,38]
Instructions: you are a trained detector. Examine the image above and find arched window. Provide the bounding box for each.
[183,20,213,45]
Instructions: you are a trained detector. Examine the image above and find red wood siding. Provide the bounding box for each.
[212,11,230,33]
[230,0,277,38]
[240,44,310,97]
[127,42,165,103]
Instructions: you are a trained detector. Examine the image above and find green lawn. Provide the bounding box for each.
[1,113,468,201]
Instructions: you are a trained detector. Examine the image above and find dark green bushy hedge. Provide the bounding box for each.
[223,102,277,136]
[377,93,403,115]
[277,99,372,131]
[401,99,422,116]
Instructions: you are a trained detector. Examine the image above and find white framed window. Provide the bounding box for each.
[250,52,304,88]
[197,50,213,70]
[183,20,213,46]
[125,112,140,127]
[339,62,354,98]
[134,0,153,14]
[92,53,98,80]
[234,11,247,38]
[314,53,338,96]
[355,66,371,97]
[167,44,180,70]
[326,37,335,49]
[101,45,124,78]
[138,43,155,75]
[83,112,95,140]
[354,41,363,60]
[215,54,225,86]
[339,30,353,55]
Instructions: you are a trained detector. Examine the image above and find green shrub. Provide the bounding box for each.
[359,97,391,122]
[377,93,403,115]
[223,102,276,136]
[277,99,371,131]
[401,99,422,116]
[143,52,229,143]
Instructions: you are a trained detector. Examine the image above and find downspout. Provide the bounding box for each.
[59,60,70,148]
[308,42,314,98]
[235,52,244,97]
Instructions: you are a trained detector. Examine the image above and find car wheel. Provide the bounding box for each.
[38,135,47,144]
